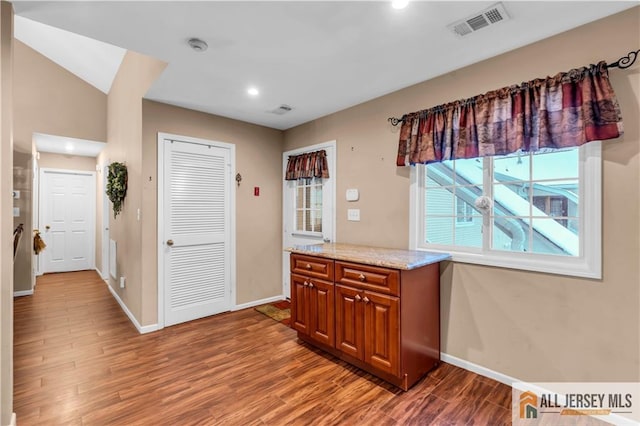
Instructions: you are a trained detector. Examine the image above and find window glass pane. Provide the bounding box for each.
[296,209,304,231]
[426,161,454,186]
[312,185,322,210]
[304,210,311,232]
[455,216,482,247]
[312,209,322,233]
[493,152,531,183]
[425,187,454,216]
[455,188,483,217]
[531,180,579,218]
[492,218,530,253]
[453,158,483,186]
[296,186,304,209]
[492,184,529,216]
[426,216,453,245]
[532,149,578,180]
[531,219,579,256]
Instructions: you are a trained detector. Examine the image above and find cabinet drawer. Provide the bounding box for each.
[336,262,400,296]
[291,254,334,281]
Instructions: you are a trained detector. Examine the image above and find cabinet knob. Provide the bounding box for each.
[358,273,366,282]
[305,263,312,270]
[363,296,370,304]
[308,282,314,288]
[354,294,361,301]
[303,281,309,287]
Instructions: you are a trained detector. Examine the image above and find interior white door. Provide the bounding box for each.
[39,169,96,274]
[282,142,336,299]
[162,138,233,327]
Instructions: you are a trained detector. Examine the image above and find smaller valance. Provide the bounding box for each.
[285,150,329,180]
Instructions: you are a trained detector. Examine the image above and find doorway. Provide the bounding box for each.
[157,133,236,328]
[38,168,96,274]
[282,141,336,299]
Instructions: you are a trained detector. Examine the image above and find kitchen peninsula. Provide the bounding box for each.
[286,243,450,391]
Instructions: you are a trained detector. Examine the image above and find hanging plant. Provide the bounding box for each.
[106,162,128,218]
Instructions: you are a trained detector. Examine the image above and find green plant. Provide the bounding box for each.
[106,162,128,218]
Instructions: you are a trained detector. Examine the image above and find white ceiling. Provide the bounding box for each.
[12,1,639,131]
[34,133,106,157]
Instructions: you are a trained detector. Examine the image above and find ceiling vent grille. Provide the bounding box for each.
[447,3,510,37]
[270,104,293,115]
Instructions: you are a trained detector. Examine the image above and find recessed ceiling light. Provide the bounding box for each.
[392,0,409,10]
[188,38,208,52]
[247,87,259,97]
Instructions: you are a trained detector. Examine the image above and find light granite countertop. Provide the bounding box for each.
[285,243,451,270]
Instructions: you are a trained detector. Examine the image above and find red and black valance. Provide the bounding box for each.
[285,150,329,180]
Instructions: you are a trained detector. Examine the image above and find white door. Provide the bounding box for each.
[39,169,96,273]
[282,141,336,298]
[160,135,234,327]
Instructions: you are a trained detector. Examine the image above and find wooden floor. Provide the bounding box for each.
[14,271,512,425]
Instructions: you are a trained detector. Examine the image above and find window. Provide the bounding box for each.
[295,177,323,234]
[410,142,601,278]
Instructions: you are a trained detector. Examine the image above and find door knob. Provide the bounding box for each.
[45,225,50,230]
[358,273,366,282]
[166,239,174,246]
[363,296,370,304]
[308,282,314,288]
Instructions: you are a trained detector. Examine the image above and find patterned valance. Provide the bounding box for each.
[285,150,329,180]
[397,61,624,166]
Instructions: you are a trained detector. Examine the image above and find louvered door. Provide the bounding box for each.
[163,139,232,326]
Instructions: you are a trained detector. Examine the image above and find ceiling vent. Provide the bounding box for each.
[447,3,510,37]
[270,104,293,115]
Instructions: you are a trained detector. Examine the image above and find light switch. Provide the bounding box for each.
[347,209,360,221]
[13,207,19,217]
[346,188,359,202]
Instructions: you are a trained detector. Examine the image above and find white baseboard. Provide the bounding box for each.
[104,280,158,335]
[13,289,34,297]
[233,295,286,311]
[9,412,16,426]
[440,352,518,386]
[95,267,108,280]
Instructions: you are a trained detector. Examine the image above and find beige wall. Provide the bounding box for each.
[141,101,284,324]
[13,41,107,153]
[100,51,166,325]
[13,151,31,293]
[284,7,640,382]
[0,2,12,423]
[37,152,97,172]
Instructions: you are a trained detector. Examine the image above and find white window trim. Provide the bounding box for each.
[409,142,602,279]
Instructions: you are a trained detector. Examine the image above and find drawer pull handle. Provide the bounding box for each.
[363,296,370,304]
[308,282,314,288]
[358,273,366,282]
[354,294,361,301]
[305,263,312,270]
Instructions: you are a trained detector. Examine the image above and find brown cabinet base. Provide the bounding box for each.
[290,253,442,391]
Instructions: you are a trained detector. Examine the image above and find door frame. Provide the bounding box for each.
[282,140,337,298]
[101,161,110,280]
[38,167,97,274]
[156,132,237,330]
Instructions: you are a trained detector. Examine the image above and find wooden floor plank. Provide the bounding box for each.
[14,270,514,425]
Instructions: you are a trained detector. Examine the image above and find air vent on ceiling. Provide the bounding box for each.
[447,2,510,37]
[270,104,293,115]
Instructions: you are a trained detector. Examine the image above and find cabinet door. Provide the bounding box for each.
[308,279,335,347]
[335,284,364,360]
[364,291,400,376]
[290,274,309,335]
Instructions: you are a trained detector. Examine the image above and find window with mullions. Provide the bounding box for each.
[295,177,323,234]
[412,143,601,278]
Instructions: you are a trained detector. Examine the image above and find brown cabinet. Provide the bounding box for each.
[290,252,442,391]
[290,255,335,348]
